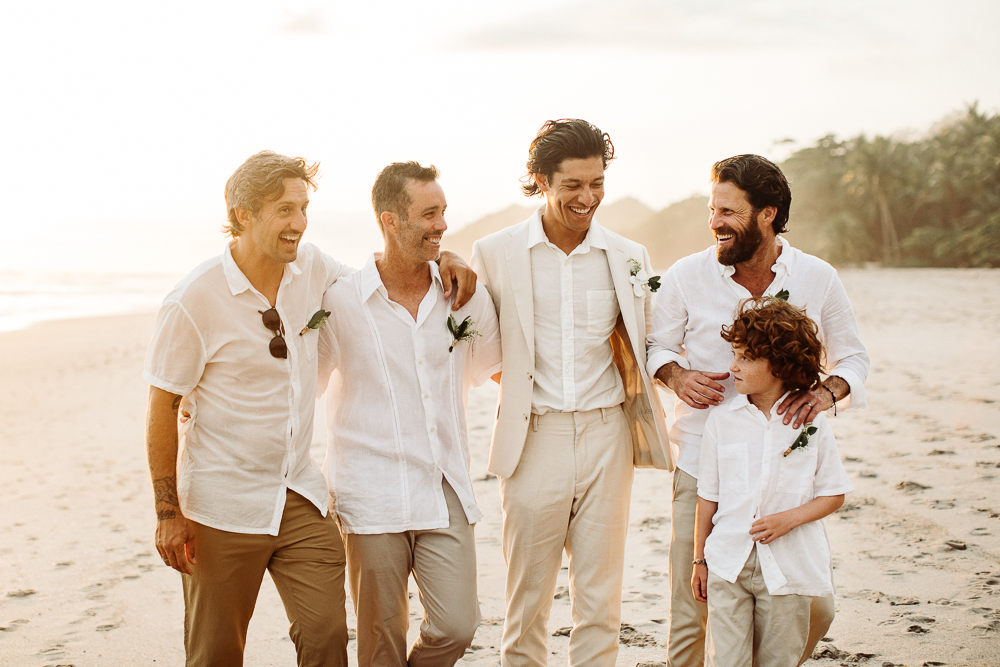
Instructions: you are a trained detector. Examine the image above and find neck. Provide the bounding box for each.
[376,245,432,295]
[731,236,782,297]
[748,387,786,418]
[541,210,588,255]
[231,239,285,305]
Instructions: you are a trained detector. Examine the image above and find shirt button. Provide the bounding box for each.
[523,413,528,421]
[418,359,423,365]
[429,426,435,433]
[424,393,429,399]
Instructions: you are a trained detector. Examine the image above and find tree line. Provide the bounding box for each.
[781,103,999,268]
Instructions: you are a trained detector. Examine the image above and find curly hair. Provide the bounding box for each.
[224,151,319,238]
[720,297,824,393]
[521,119,614,197]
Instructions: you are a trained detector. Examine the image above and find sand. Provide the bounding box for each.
[1,268,998,666]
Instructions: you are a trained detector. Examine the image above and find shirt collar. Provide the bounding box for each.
[222,242,303,297]
[359,254,443,302]
[716,235,792,281]
[729,390,793,420]
[526,205,609,253]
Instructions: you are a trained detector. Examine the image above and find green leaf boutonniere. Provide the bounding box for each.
[299,309,331,335]
[628,258,661,296]
[447,314,482,353]
[784,422,817,457]
[774,289,790,301]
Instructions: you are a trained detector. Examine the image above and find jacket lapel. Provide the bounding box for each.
[606,238,640,356]
[503,227,535,362]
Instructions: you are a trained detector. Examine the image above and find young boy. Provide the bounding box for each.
[691,297,853,667]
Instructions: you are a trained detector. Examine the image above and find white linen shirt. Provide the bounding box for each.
[143,243,350,535]
[528,209,625,414]
[317,257,502,534]
[698,394,853,597]
[645,237,869,478]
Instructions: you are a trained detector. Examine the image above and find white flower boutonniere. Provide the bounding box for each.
[447,314,482,352]
[299,309,331,335]
[628,258,661,297]
[784,422,817,457]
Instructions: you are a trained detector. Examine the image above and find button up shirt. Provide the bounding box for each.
[528,210,625,414]
[698,394,853,597]
[317,257,502,534]
[143,243,350,535]
[646,238,870,478]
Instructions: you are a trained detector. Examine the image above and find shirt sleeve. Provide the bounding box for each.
[697,414,721,502]
[320,249,357,287]
[820,273,870,410]
[463,285,502,388]
[316,290,342,397]
[645,264,692,379]
[143,300,207,397]
[811,415,854,497]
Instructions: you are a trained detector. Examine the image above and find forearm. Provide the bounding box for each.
[145,387,183,521]
[654,361,682,393]
[774,494,844,530]
[694,497,718,559]
[821,376,850,402]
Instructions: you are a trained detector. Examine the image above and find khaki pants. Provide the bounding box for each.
[500,405,634,667]
[343,480,480,667]
[705,549,812,667]
[182,490,348,667]
[667,470,834,667]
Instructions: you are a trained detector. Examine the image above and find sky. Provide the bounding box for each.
[1,0,998,273]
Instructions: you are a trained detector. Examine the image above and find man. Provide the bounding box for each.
[471,119,671,667]
[646,154,870,667]
[316,162,501,667]
[143,151,476,666]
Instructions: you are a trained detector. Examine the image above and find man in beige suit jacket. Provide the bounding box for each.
[471,119,672,667]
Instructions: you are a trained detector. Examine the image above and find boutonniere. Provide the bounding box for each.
[447,314,482,352]
[784,422,817,457]
[628,258,661,297]
[774,289,790,301]
[299,309,331,335]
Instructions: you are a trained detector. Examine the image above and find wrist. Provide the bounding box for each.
[693,558,707,566]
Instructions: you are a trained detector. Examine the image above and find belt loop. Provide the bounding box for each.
[601,406,609,423]
[531,413,539,432]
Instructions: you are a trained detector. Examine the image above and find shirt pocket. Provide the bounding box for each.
[717,442,749,494]
[775,444,817,495]
[586,290,619,338]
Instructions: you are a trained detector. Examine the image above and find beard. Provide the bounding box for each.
[716,211,764,266]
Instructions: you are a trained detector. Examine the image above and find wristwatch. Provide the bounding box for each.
[692,558,707,565]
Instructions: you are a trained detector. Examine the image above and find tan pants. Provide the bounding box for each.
[705,549,812,667]
[667,470,834,667]
[343,480,480,667]
[182,490,348,667]
[500,405,634,667]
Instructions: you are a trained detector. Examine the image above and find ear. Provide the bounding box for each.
[534,173,549,195]
[759,206,777,231]
[235,207,254,230]
[380,210,398,234]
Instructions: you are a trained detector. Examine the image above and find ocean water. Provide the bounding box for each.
[0,270,183,333]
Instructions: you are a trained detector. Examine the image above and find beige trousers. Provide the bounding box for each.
[182,490,348,667]
[500,405,634,667]
[667,470,834,667]
[705,549,812,667]
[343,480,480,667]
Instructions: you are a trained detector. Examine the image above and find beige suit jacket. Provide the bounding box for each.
[471,216,673,479]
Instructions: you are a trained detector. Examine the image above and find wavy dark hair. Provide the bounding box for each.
[224,151,319,238]
[721,297,824,393]
[521,119,614,196]
[711,154,792,234]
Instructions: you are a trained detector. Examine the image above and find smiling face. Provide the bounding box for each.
[243,177,309,266]
[538,156,605,244]
[729,345,785,399]
[395,178,447,263]
[708,180,769,266]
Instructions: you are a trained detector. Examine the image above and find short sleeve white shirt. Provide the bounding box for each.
[318,257,502,534]
[143,243,350,535]
[646,238,870,478]
[698,394,853,597]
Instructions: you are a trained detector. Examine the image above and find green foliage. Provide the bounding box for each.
[781,104,1000,267]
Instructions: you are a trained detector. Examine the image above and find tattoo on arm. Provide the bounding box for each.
[153,476,180,507]
[156,508,177,521]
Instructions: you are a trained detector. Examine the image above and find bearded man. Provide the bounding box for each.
[646,154,870,667]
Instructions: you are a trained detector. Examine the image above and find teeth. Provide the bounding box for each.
[427,238,441,245]
[570,207,591,215]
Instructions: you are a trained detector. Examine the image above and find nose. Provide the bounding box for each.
[579,187,596,206]
[433,213,447,232]
[292,209,307,231]
[729,357,739,373]
[709,211,722,230]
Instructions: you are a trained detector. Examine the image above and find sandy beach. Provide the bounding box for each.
[1,267,998,666]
